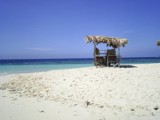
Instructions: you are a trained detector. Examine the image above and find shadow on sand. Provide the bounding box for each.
[96,64,137,68]
[119,65,137,68]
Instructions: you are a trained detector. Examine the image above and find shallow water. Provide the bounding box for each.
[0,57,160,75]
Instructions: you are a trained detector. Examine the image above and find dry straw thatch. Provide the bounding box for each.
[85,35,128,48]
[157,41,160,46]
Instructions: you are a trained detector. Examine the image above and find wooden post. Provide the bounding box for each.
[93,42,96,66]
[107,49,109,67]
[118,47,120,67]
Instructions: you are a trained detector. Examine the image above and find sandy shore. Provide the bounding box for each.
[0,63,160,120]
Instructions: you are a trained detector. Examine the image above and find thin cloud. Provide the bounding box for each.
[121,30,134,36]
[27,48,53,52]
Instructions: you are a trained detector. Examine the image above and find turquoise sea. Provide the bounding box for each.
[0,57,160,76]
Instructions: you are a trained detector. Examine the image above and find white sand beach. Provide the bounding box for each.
[0,63,160,120]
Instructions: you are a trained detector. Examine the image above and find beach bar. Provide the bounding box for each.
[85,35,128,67]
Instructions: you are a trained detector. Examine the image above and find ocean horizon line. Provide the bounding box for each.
[0,56,160,60]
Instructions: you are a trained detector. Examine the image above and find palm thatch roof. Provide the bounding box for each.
[85,35,128,48]
[157,41,160,46]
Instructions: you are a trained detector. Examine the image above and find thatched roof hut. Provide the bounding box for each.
[85,35,128,48]
[157,41,160,46]
[85,35,128,67]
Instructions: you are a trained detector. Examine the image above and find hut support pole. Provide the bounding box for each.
[93,42,96,66]
[118,47,120,67]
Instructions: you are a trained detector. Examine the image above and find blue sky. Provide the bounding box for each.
[0,0,160,59]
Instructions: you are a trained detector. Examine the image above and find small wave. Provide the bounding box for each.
[0,72,8,76]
